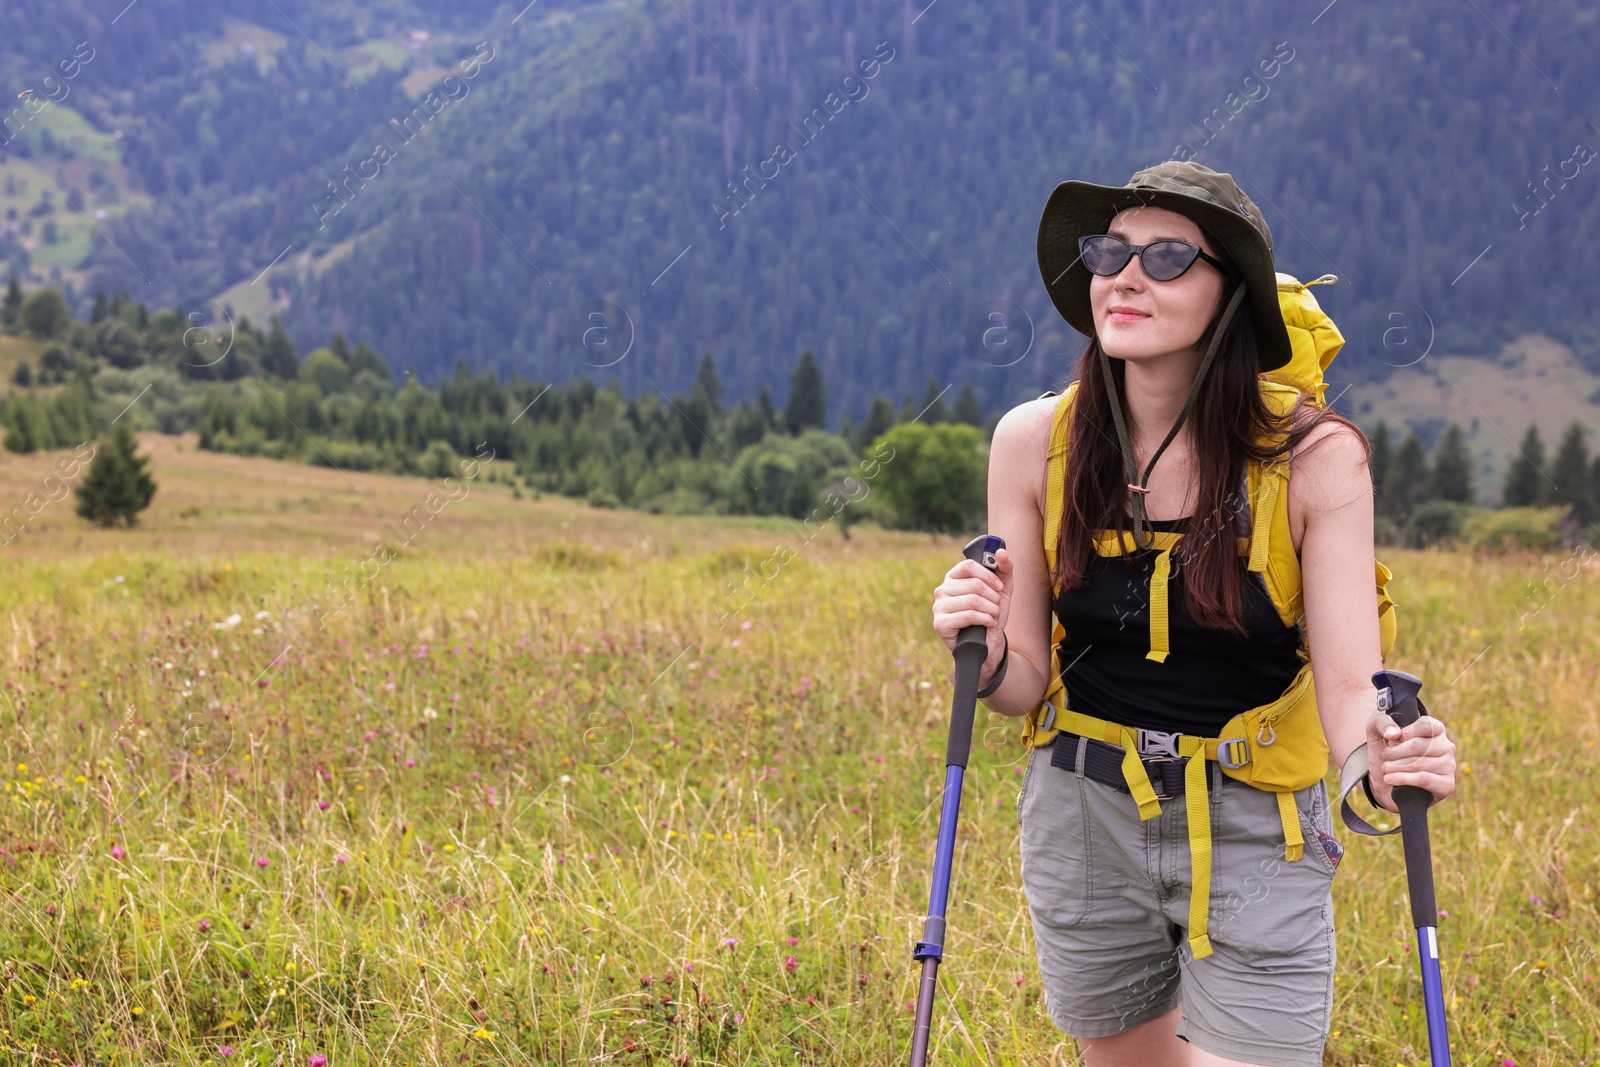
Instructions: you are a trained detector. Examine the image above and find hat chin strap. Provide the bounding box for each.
[1100,281,1249,551]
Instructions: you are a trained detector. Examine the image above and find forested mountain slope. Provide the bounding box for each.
[2,0,1598,426]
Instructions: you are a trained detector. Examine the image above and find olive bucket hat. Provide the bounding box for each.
[1036,160,1293,371]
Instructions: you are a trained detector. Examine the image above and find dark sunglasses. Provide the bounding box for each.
[1078,234,1229,282]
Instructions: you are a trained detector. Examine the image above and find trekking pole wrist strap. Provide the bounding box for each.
[1338,742,1402,837]
[976,633,1009,699]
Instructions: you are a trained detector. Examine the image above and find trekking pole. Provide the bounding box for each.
[1372,669,1453,1067]
[909,533,1005,1067]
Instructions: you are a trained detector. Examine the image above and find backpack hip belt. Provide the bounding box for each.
[1020,660,1324,960]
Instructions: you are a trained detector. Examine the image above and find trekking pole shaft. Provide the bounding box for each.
[1395,789,1450,1066]
[910,535,1003,1067]
[1416,922,1452,1067]
[910,646,982,1067]
[909,956,941,1065]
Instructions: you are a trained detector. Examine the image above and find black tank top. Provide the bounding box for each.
[1051,515,1305,737]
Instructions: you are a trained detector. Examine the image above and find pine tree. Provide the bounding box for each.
[1368,420,1392,511]
[896,392,918,424]
[1549,421,1596,526]
[348,339,390,380]
[3,394,50,453]
[952,383,984,427]
[757,385,777,432]
[784,350,826,434]
[91,290,109,323]
[1501,423,1547,507]
[728,400,769,450]
[19,288,72,340]
[75,425,157,528]
[261,316,299,378]
[10,361,30,387]
[1,276,21,331]
[1590,456,1600,521]
[1426,423,1475,504]
[691,351,724,417]
[916,375,949,424]
[1387,432,1430,525]
[678,389,713,457]
[856,396,895,453]
[329,331,351,362]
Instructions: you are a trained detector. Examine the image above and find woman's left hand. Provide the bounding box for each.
[1365,710,1457,813]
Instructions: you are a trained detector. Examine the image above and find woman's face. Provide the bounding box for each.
[1089,205,1227,364]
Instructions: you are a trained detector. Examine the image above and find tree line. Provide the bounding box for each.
[1368,419,1600,548]
[3,281,1596,545]
[0,282,996,534]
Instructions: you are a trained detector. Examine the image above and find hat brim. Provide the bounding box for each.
[1036,179,1292,372]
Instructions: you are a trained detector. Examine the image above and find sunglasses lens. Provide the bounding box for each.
[1141,241,1201,282]
[1080,236,1131,276]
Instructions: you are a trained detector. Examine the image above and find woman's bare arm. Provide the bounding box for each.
[974,398,1058,718]
[1295,419,1456,809]
[1296,421,1385,766]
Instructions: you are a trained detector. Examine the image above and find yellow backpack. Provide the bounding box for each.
[1015,273,1398,960]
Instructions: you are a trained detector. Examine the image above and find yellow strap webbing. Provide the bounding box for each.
[1118,726,1162,820]
[1147,547,1171,662]
[1248,462,1281,573]
[1093,530,1183,555]
[1183,746,1213,959]
[1276,789,1304,861]
[1042,385,1078,576]
[1056,709,1162,819]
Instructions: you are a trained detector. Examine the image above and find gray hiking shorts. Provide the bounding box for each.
[1017,737,1343,1067]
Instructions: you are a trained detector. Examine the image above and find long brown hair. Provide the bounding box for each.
[1047,276,1372,634]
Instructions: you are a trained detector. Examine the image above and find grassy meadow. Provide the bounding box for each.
[0,434,1595,1065]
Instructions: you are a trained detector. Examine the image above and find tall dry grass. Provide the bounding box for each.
[0,438,1595,1064]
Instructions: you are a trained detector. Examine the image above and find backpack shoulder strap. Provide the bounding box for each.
[1041,381,1080,580]
[1249,382,1303,629]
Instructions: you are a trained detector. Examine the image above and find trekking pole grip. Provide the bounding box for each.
[1373,669,1437,927]
[948,535,1003,769]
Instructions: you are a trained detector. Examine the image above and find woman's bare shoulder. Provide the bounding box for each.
[992,392,1062,450]
[990,392,1065,510]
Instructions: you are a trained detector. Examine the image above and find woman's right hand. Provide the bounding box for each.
[931,547,1013,676]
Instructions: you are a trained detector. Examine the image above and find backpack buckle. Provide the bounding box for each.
[1136,728,1181,760]
[1036,702,1057,733]
[1217,737,1251,770]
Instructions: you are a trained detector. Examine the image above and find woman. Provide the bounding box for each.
[930,161,1457,1067]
